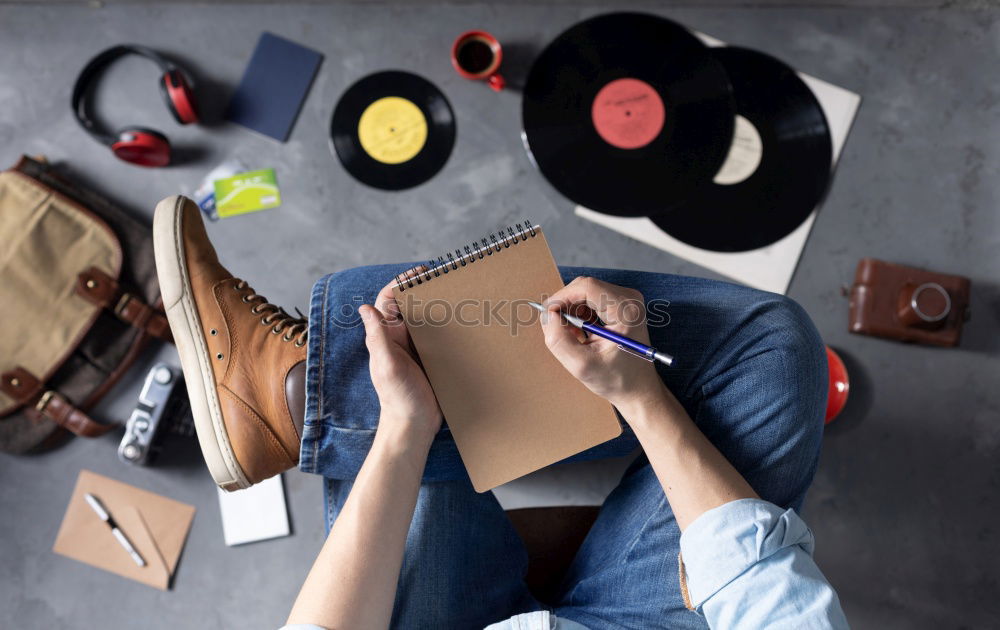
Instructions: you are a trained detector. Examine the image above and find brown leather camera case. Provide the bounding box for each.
[848,258,970,347]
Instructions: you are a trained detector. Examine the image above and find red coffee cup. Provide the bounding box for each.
[451,30,505,91]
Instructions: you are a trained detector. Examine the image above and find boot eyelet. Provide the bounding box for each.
[295,340,306,348]
[271,327,282,335]
[282,333,294,342]
[216,352,224,360]
[261,318,271,326]
[241,295,252,303]
[210,329,218,336]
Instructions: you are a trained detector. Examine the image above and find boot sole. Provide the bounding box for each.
[153,196,251,491]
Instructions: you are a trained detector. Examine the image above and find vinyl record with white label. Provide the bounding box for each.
[652,47,833,252]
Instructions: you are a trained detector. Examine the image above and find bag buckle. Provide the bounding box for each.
[33,390,62,423]
[115,292,136,318]
[35,390,56,414]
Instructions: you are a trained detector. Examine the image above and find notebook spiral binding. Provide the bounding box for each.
[395,221,537,292]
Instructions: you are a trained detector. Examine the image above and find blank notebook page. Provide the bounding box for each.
[393,227,621,492]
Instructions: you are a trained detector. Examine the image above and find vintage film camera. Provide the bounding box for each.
[848,258,971,347]
[118,363,194,465]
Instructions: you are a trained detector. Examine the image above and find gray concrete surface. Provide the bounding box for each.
[1,3,998,629]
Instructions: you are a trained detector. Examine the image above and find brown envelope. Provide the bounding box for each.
[52,469,195,590]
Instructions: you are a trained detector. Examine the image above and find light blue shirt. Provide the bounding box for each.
[678,498,848,629]
[280,498,847,629]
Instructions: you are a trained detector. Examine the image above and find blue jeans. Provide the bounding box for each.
[300,265,827,630]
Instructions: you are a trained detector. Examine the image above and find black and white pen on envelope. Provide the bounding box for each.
[84,492,146,567]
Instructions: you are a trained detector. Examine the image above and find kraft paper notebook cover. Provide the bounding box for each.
[392,225,622,492]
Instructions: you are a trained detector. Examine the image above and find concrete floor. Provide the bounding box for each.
[1,3,998,629]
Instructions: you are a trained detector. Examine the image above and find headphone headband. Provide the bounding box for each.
[71,44,177,145]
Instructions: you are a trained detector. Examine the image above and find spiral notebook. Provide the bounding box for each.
[392,225,622,492]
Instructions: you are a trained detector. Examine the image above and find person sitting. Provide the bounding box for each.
[153,196,848,629]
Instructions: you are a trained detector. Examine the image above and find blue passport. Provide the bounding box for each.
[227,32,323,142]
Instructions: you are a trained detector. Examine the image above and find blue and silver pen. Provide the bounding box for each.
[528,301,673,366]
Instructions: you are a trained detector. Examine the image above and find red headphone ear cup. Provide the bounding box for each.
[161,70,199,125]
[111,127,171,167]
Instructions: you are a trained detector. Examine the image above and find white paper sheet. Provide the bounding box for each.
[217,475,290,546]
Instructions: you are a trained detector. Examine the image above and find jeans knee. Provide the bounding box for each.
[327,263,394,289]
[321,263,412,303]
[310,265,398,331]
[758,295,825,364]
[731,292,828,427]
[755,294,828,429]
[717,294,827,506]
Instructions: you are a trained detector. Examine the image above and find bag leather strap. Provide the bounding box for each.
[76,267,173,343]
[0,367,116,437]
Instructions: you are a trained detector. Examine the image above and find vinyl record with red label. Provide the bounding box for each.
[331,71,456,191]
[521,12,735,217]
[652,47,833,252]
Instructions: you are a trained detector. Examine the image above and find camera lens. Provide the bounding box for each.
[122,442,141,461]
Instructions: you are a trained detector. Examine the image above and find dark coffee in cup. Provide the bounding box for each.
[457,39,495,75]
[451,30,505,91]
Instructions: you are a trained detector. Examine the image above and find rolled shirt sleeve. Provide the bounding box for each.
[678,498,849,629]
[282,611,589,630]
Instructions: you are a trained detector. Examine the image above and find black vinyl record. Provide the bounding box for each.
[652,47,833,252]
[331,71,455,191]
[521,12,735,217]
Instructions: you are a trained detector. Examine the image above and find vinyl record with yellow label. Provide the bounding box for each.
[331,71,455,190]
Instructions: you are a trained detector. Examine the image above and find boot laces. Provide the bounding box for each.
[234,280,307,347]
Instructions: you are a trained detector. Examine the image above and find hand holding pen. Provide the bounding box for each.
[529,302,672,366]
[536,276,673,409]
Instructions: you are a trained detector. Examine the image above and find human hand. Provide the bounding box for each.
[540,276,668,413]
[361,269,443,448]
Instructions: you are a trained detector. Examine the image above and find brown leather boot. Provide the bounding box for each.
[153,196,306,490]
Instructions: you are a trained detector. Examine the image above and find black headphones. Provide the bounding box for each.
[72,45,200,167]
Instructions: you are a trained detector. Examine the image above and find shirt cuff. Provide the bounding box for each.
[678,498,815,609]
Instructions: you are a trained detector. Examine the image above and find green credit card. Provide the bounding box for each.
[213,168,281,218]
